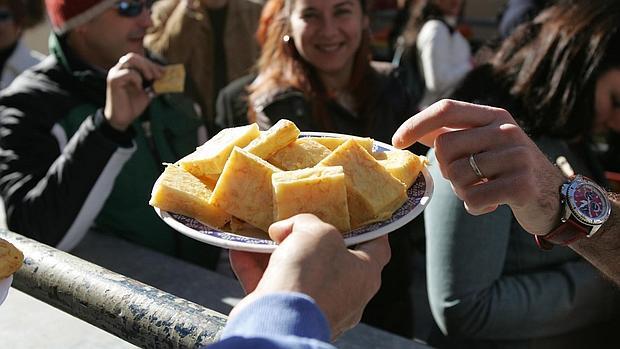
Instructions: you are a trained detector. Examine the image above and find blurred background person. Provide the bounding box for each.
[395,0,472,110]
[217,0,419,338]
[0,0,45,89]
[145,0,263,134]
[423,1,620,347]
[497,0,552,40]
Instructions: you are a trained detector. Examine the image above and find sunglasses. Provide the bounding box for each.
[0,10,13,22]
[115,0,153,18]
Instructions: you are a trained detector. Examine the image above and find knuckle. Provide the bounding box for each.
[434,132,450,155]
[434,99,457,114]
[461,189,483,209]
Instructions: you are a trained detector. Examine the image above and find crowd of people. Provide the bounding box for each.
[0,0,619,348]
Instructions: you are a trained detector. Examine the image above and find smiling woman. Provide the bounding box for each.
[216,0,422,338]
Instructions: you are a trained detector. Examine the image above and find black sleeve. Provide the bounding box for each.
[0,103,135,248]
[215,74,255,130]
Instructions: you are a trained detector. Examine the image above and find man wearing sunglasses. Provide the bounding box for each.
[0,0,223,271]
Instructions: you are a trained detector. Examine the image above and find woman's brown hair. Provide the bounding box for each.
[247,0,373,130]
[490,0,620,139]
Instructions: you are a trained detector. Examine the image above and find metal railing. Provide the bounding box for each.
[2,230,227,348]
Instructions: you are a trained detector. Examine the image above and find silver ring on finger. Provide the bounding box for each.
[469,153,488,182]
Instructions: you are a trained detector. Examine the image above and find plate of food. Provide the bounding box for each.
[151,121,433,253]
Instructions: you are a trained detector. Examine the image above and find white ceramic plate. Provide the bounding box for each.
[155,132,434,253]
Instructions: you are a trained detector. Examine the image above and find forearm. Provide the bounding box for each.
[570,193,620,284]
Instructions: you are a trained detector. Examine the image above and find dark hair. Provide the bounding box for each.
[247,0,373,129]
[0,0,45,29]
[491,0,620,138]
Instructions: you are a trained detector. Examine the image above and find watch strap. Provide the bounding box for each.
[535,218,589,250]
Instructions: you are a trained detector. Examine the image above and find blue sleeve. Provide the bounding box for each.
[209,292,335,349]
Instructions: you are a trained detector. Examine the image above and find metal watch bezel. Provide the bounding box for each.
[561,175,611,236]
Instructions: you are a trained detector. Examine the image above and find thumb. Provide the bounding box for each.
[268,219,295,243]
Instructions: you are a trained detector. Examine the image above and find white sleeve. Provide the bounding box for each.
[417,20,472,93]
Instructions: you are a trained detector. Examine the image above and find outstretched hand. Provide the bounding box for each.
[229,214,391,339]
[393,100,566,235]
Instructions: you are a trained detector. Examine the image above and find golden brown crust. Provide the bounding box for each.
[0,238,24,279]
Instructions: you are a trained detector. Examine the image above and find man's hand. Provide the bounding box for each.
[229,214,391,339]
[104,53,164,131]
[393,99,567,235]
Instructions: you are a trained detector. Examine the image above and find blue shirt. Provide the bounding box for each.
[210,292,335,349]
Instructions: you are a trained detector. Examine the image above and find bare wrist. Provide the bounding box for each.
[103,110,130,132]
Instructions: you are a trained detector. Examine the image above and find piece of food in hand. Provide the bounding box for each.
[152,64,185,94]
[306,136,374,154]
[210,147,281,232]
[317,139,407,228]
[244,119,300,159]
[268,138,332,170]
[179,123,260,178]
[273,166,350,233]
[375,150,428,188]
[149,164,231,228]
[0,238,24,279]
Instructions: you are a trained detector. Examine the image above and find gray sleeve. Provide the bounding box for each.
[424,150,620,340]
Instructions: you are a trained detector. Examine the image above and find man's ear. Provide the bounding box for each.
[363,15,370,30]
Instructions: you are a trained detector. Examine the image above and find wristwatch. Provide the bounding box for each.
[535,175,611,250]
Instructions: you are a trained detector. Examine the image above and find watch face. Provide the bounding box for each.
[566,178,611,226]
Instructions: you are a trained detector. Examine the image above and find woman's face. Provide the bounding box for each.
[594,68,620,133]
[435,0,463,17]
[289,0,367,86]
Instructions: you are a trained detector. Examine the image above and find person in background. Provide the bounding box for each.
[419,1,620,347]
[0,0,222,270]
[497,0,552,40]
[217,0,418,338]
[144,0,263,134]
[0,0,45,89]
[395,0,471,110]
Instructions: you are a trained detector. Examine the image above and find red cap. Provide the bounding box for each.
[45,0,117,34]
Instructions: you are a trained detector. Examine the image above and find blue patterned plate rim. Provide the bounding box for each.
[155,132,434,253]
